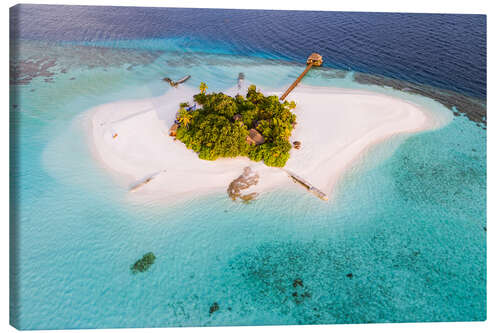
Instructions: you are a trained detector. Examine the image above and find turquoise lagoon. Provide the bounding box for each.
[10,40,486,329]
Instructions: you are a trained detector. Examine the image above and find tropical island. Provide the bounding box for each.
[87,54,450,203]
[172,84,297,167]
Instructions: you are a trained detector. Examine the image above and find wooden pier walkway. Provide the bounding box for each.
[285,170,328,201]
[280,53,323,101]
[163,75,191,87]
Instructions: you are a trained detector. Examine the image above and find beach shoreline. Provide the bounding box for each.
[85,84,451,203]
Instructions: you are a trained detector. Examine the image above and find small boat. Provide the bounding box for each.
[163,75,191,87]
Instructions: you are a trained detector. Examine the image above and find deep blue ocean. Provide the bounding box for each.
[10,4,486,329]
[12,5,486,98]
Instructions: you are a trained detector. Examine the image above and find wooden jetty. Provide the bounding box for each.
[163,75,191,87]
[286,170,328,201]
[129,176,154,193]
[280,53,323,101]
[129,170,166,193]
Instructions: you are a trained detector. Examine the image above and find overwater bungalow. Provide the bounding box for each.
[306,53,323,66]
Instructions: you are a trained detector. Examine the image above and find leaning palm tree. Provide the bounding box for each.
[199,82,208,95]
[177,109,193,128]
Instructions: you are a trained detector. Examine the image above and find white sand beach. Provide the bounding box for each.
[86,84,448,202]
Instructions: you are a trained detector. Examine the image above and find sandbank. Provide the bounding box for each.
[87,84,448,202]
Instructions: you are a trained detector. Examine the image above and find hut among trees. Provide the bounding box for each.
[169,123,179,136]
[246,128,265,145]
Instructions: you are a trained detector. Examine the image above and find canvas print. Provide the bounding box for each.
[10,4,486,330]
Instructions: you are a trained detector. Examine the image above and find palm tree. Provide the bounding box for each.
[177,109,193,128]
[199,82,208,94]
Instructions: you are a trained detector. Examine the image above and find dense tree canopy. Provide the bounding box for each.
[176,84,297,167]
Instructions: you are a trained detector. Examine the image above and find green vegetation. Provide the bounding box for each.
[176,84,297,167]
[131,252,156,274]
[199,81,208,94]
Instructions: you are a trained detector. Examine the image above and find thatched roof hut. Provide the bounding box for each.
[307,53,323,66]
[233,114,243,122]
[169,123,179,136]
[246,128,265,145]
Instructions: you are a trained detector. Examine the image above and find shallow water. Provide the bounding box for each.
[10,7,486,329]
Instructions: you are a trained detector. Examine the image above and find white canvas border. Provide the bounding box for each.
[2,1,496,332]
